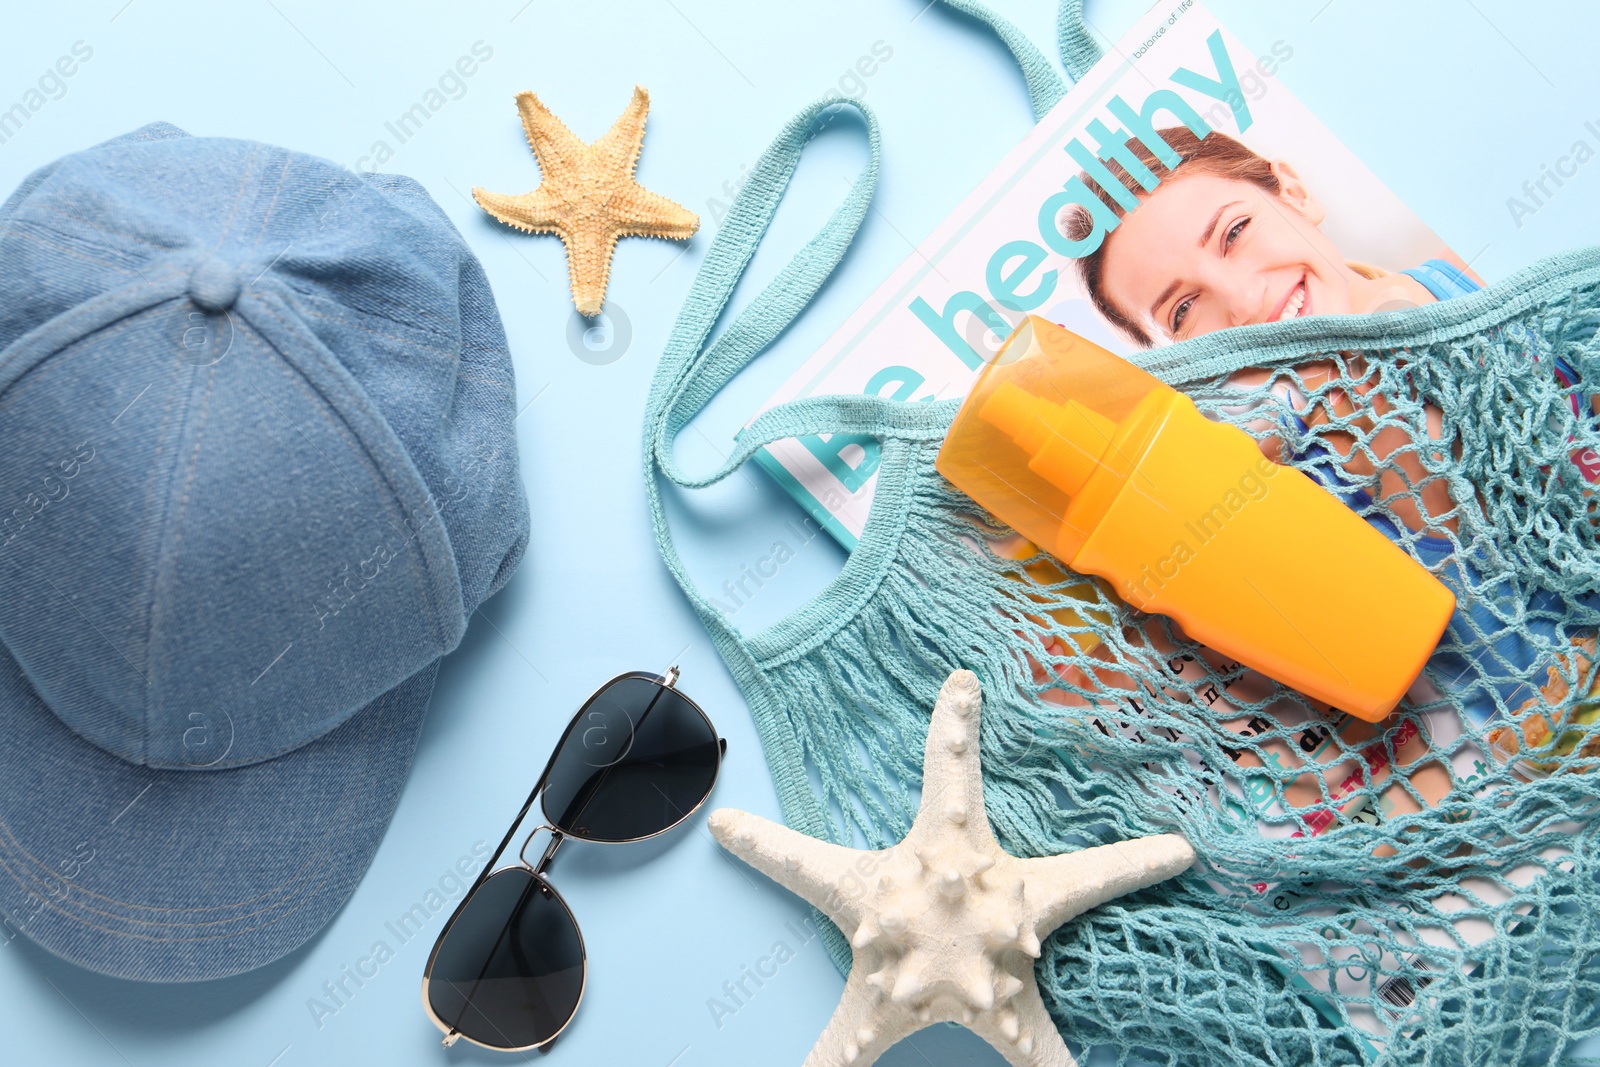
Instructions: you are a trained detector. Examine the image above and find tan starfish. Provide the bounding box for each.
[473,85,698,316]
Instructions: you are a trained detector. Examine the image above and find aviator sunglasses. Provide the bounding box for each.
[421,667,725,1051]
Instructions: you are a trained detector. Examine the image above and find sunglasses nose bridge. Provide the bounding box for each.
[517,823,565,875]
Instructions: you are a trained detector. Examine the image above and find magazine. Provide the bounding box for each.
[747,1,1565,1052]
[752,0,1476,549]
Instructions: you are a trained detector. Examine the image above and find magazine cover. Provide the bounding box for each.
[752,0,1477,549]
[748,0,1557,1053]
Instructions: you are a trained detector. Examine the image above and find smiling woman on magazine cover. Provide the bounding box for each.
[1067,126,1485,346]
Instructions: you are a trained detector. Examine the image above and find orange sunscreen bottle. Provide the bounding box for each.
[936,317,1455,722]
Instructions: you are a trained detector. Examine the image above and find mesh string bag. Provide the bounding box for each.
[647,134,1600,1067]
[643,5,1600,1064]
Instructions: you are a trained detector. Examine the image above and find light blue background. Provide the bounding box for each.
[1,1,1598,1064]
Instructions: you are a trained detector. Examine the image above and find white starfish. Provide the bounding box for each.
[709,669,1195,1067]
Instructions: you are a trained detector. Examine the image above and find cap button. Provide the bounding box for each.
[188,257,242,313]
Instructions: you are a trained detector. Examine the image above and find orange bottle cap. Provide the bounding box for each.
[938,317,1167,560]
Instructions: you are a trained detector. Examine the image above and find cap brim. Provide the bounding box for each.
[0,640,439,982]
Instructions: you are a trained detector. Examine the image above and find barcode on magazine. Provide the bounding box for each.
[1377,956,1435,1014]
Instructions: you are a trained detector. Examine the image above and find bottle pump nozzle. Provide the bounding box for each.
[981,382,1117,498]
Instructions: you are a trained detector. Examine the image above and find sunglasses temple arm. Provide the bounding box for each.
[465,745,562,899]
[442,867,547,1046]
[437,755,561,1046]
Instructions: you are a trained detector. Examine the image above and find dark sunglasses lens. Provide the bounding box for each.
[425,868,584,1050]
[542,677,719,841]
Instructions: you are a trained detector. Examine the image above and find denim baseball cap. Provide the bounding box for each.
[0,123,529,981]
